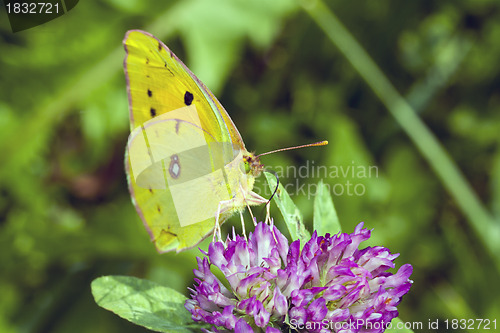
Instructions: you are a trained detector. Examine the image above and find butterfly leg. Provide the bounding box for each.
[239,210,248,241]
[269,217,280,244]
[248,205,257,226]
[213,198,239,243]
[265,201,272,225]
[213,201,224,243]
[239,183,257,226]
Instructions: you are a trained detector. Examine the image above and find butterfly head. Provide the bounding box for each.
[243,152,264,177]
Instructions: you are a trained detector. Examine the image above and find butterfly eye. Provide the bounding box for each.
[243,158,251,174]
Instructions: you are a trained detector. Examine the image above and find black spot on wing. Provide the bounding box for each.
[150,107,157,118]
[184,91,194,105]
[146,57,149,64]
[158,42,162,52]
[147,89,152,97]
[157,205,161,213]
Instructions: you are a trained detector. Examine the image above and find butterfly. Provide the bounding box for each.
[123,30,268,253]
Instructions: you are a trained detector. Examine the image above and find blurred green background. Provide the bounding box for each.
[1,0,500,332]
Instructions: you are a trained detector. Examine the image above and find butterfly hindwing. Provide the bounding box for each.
[126,119,235,252]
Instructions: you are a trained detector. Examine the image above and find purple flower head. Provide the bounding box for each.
[185,222,412,332]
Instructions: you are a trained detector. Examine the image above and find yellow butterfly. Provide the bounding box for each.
[124,30,268,253]
[124,30,327,253]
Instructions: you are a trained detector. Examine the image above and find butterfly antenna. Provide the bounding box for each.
[257,170,280,222]
[257,140,327,223]
[256,140,328,158]
[265,169,280,205]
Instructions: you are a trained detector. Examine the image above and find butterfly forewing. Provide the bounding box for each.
[125,31,234,141]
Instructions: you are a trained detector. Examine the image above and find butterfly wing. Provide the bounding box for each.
[124,30,242,145]
[126,114,244,252]
[123,30,264,252]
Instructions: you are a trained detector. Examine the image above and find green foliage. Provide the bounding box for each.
[264,171,310,243]
[264,173,341,240]
[91,276,193,333]
[312,179,341,236]
[173,0,298,93]
[91,183,412,332]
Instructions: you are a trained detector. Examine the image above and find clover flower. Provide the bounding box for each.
[185,222,412,332]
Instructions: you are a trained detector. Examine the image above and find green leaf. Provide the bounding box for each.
[91,276,195,333]
[264,171,310,243]
[385,317,415,333]
[313,179,342,236]
[177,0,297,93]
